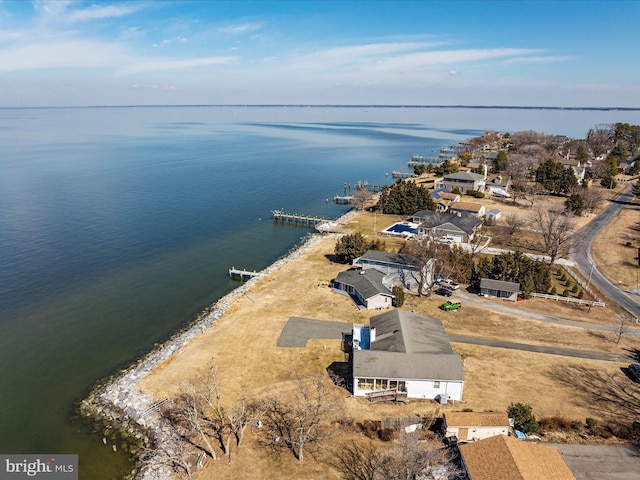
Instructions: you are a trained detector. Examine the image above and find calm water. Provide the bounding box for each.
[1,106,639,479]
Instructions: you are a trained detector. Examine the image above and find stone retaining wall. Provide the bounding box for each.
[80,209,356,479]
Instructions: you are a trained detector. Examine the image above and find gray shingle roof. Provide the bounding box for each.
[443,171,485,181]
[369,309,454,354]
[480,278,520,292]
[353,350,464,381]
[335,268,392,299]
[356,250,419,268]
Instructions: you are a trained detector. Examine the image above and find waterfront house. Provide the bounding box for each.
[459,434,576,480]
[416,211,483,243]
[434,171,486,194]
[486,174,512,195]
[352,250,432,293]
[429,189,461,212]
[333,268,394,309]
[443,411,510,442]
[352,309,464,401]
[479,278,520,301]
[448,201,486,218]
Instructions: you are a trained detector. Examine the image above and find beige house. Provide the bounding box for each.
[435,171,486,194]
[443,411,510,441]
[459,434,576,480]
[448,201,486,218]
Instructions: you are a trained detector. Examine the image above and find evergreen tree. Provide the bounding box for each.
[334,232,370,264]
[565,193,585,215]
[376,179,435,215]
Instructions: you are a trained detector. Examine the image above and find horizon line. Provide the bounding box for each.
[1,104,639,111]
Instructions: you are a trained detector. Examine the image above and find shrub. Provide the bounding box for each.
[562,289,571,297]
[577,289,584,298]
[585,418,598,430]
[572,284,580,294]
[392,286,405,307]
[507,403,539,433]
[550,286,557,295]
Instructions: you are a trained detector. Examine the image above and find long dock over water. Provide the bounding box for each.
[271,210,327,225]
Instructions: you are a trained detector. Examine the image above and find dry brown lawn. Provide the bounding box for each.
[135,195,640,479]
[592,191,640,292]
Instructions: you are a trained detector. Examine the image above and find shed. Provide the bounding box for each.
[443,411,510,441]
[486,209,501,222]
[480,278,520,301]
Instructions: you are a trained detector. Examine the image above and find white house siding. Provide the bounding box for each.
[405,379,464,401]
[446,426,509,442]
[353,377,464,401]
[365,294,392,310]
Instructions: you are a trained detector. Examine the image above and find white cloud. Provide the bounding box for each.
[219,22,263,35]
[67,4,142,22]
[501,55,575,65]
[117,56,238,75]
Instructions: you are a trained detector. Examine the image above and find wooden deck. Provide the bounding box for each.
[366,389,409,403]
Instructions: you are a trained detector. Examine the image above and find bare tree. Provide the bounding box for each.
[531,205,575,265]
[507,153,537,204]
[164,359,260,463]
[503,213,524,246]
[579,187,605,215]
[616,314,631,344]
[329,440,381,480]
[586,125,614,160]
[351,188,374,211]
[138,434,196,479]
[258,374,336,462]
[377,434,461,480]
[331,434,460,480]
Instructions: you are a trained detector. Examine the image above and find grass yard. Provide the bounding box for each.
[134,188,640,479]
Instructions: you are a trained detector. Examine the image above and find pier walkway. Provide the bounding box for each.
[272,210,327,225]
[229,268,263,280]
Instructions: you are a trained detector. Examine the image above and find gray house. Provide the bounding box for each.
[479,278,520,301]
[416,211,483,243]
[352,309,464,401]
[353,250,432,293]
[333,268,394,309]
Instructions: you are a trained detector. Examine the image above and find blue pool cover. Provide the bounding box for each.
[385,222,418,235]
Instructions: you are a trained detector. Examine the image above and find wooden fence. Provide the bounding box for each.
[530,292,605,307]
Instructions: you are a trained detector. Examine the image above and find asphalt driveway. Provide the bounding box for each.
[554,444,640,480]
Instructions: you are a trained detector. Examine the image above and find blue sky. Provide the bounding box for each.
[1,0,639,107]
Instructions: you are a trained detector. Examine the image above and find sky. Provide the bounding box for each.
[0,0,639,107]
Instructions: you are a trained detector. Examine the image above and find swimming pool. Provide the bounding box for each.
[384,222,418,235]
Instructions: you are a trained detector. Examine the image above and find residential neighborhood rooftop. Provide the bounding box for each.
[459,434,576,480]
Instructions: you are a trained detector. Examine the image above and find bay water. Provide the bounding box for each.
[0,106,638,479]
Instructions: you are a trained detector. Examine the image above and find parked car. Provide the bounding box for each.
[629,363,640,382]
[440,301,462,311]
[435,287,453,297]
[441,279,460,290]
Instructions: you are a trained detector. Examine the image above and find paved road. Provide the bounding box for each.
[570,185,640,320]
[554,444,640,480]
[456,290,640,338]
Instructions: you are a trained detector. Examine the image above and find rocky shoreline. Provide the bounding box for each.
[80,209,355,479]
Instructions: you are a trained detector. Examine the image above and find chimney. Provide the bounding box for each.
[483,164,488,179]
[370,327,376,342]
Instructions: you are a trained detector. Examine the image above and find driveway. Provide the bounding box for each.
[554,444,640,480]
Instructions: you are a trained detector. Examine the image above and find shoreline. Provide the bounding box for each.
[80,208,355,479]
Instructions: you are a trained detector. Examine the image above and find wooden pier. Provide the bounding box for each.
[229,267,262,280]
[334,195,353,204]
[408,155,441,168]
[272,210,327,225]
[354,182,385,193]
[391,170,414,179]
